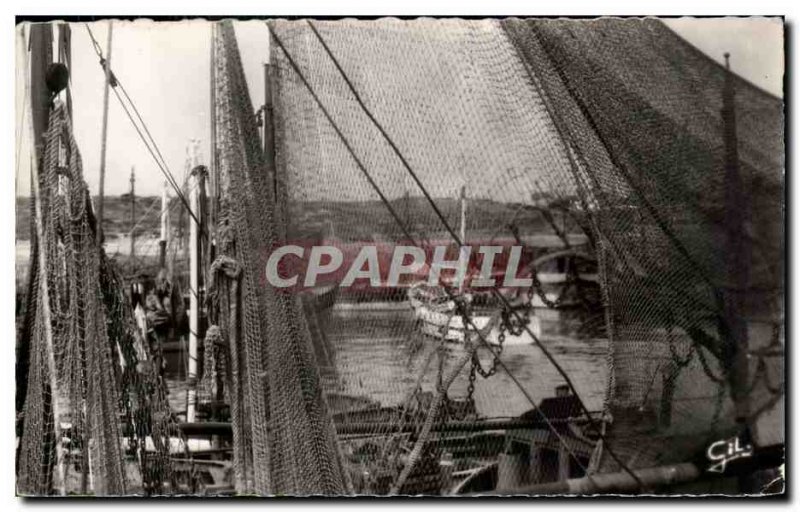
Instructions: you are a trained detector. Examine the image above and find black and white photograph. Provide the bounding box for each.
[10,8,786,498]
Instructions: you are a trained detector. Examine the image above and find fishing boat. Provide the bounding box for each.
[408,283,498,342]
[407,186,542,344]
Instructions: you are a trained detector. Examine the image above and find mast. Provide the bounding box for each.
[129,166,136,267]
[186,165,207,423]
[721,53,751,427]
[97,21,114,241]
[209,23,218,254]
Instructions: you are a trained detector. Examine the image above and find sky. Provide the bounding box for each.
[15,19,271,198]
[14,17,784,198]
[664,17,784,96]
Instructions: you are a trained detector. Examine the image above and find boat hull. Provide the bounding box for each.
[408,285,541,344]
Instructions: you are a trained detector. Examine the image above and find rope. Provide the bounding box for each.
[84,24,206,236]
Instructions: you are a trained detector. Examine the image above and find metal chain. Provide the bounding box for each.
[528,252,582,309]
[469,305,509,379]
[467,354,477,401]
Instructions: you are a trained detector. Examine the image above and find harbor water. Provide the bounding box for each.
[164,305,608,419]
[322,306,608,419]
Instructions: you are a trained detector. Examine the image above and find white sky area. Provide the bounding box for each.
[15,17,784,198]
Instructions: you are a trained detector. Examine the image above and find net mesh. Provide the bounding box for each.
[269,18,613,494]
[17,17,784,497]
[209,21,350,495]
[503,18,784,470]
[265,17,783,493]
[17,103,177,496]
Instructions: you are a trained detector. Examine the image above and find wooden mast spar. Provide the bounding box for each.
[97,21,113,241]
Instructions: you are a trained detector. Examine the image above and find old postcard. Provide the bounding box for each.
[13,15,785,497]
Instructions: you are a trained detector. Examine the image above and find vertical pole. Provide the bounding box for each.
[721,54,751,427]
[187,167,199,423]
[97,21,114,242]
[57,23,72,121]
[30,24,52,159]
[187,165,206,423]
[129,166,136,266]
[159,181,169,271]
[209,23,218,249]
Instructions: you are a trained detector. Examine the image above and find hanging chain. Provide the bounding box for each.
[465,206,590,396]
[528,251,584,309]
[467,353,477,402]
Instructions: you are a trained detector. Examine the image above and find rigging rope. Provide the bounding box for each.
[84,24,205,236]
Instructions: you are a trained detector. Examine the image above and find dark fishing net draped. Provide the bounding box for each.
[209,21,350,495]
[17,104,177,495]
[266,16,783,492]
[502,18,784,471]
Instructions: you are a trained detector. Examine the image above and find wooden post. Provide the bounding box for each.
[57,23,72,120]
[97,21,114,241]
[129,166,136,266]
[186,165,207,423]
[29,24,52,158]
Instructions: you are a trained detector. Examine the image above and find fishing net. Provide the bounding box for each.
[268,18,612,494]
[19,17,779,497]
[208,21,350,495]
[16,103,178,496]
[263,17,783,494]
[503,18,784,472]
